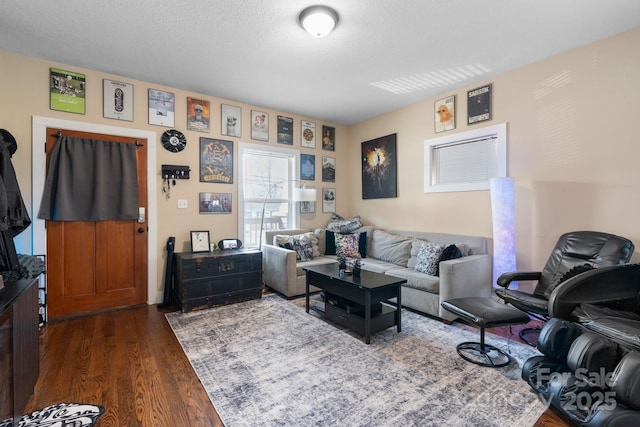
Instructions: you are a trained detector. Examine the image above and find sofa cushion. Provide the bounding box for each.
[369,230,412,267]
[274,232,319,261]
[325,230,367,257]
[385,268,441,294]
[414,242,445,275]
[326,214,363,233]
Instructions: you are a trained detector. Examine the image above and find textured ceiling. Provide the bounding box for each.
[1,0,639,125]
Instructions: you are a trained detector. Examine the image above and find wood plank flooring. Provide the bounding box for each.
[25,301,573,426]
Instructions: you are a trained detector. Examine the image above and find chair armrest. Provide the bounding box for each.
[262,244,297,296]
[548,263,640,319]
[439,254,493,301]
[496,271,541,288]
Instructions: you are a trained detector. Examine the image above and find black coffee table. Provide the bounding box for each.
[304,264,406,344]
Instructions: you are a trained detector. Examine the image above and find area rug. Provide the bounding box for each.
[0,403,104,427]
[166,295,547,427]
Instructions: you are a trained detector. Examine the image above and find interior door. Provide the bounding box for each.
[45,128,148,318]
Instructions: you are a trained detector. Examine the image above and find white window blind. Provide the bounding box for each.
[424,123,507,193]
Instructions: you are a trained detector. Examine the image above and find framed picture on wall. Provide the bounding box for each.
[199,192,232,214]
[251,110,269,141]
[434,95,455,133]
[321,125,335,151]
[200,137,233,183]
[322,188,336,213]
[103,79,133,121]
[50,68,86,114]
[300,153,315,181]
[467,83,492,125]
[148,89,175,127]
[277,115,294,145]
[361,133,398,199]
[301,120,316,148]
[221,104,241,137]
[322,156,335,182]
[187,97,210,133]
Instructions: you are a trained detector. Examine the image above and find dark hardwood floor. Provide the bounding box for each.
[25,300,574,426]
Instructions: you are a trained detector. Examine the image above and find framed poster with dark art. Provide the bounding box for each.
[221,104,241,137]
[434,95,455,133]
[199,192,232,214]
[361,133,398,199]
[277,115,294,145]
[187,97,210,133]
[301,120,316,148]
[321,156,335,182]
[103,79,133,121]
[200,137,233,183]
[300,153,315,180]
[322,188,336,213]
[322,125,335,151]
[148,89,175,127]
[467,83,492,125]
[251,110,269,141]
[50,68,86,114]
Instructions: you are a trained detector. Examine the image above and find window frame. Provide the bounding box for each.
[238,142,301,248]
[423,122,507,193]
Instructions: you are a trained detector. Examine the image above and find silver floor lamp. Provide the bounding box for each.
[258,180,316,249]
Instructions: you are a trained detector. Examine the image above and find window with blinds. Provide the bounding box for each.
[424,123,507,193]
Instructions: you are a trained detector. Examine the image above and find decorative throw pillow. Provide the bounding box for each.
[414,242,446,276]
[326,215,363,233]
[291,235,314,261]
[435,244,462,276]
[335,232,362,259]
[274,233,318,261]
[325,230,367,257]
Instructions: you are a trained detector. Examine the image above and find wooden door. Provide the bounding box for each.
[45,128,148,318]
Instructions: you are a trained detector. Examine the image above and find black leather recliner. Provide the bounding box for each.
[495,231,634,344]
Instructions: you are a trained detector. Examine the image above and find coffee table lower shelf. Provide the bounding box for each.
[324,301,397,337]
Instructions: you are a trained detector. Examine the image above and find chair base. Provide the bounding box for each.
[519,327,541,346]
[456,341,512,367]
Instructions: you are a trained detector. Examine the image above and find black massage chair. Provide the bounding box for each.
[521,263,640,426]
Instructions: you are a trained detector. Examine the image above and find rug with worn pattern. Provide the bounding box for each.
[166,294,547,426]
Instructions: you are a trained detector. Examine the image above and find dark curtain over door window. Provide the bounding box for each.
[38,136,139,221]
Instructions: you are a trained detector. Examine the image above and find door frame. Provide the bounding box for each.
[31,116,160,304]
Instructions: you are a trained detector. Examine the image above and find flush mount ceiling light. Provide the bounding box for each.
[299,5,339,37]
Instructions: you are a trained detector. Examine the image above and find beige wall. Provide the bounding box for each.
[348,27,640,279]
[1,51,347,301]
[2,26,639,300]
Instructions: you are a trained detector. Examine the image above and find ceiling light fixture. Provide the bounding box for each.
[299,5,339,37]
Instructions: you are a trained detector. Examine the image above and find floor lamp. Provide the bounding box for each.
[490,177,516,285]
[258,180,316,249]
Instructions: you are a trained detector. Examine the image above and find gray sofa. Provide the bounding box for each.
[262,226,493,322]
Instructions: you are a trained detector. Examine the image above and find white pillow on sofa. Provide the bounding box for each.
[414,242,445,275]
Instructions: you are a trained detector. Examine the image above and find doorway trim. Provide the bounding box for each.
[31,116,160,304]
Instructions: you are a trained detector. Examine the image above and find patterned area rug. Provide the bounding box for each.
[0,403,104,427]
[166,295,547,427]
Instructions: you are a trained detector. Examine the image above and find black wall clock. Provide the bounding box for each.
[161,129,187,153]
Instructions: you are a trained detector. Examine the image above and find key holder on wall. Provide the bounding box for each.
[161,164,190,200]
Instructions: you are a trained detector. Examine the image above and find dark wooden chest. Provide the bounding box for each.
[173,249,262,312]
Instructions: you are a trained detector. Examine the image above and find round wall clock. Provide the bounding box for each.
[161,129,187,153]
